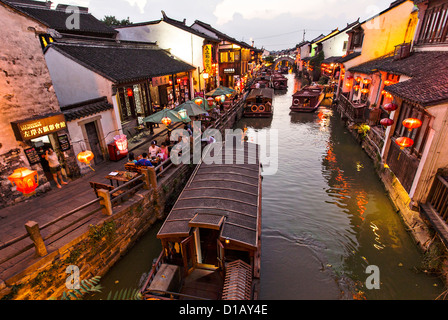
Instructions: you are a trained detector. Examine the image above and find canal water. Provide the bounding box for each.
[92,74,444,300]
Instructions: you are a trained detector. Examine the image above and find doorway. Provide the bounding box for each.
[197,228,220,267]
[85,121,104,165]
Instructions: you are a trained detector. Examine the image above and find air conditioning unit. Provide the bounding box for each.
[394,43,411,60]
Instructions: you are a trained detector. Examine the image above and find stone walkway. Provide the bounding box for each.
[0,123,174,245]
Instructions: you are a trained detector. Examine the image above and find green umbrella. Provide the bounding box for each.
[205,86,236,97]
[142,108,190,124]
[173,100,208,116]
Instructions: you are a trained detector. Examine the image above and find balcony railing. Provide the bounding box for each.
[420,175,448,248]
[337,94,367,123]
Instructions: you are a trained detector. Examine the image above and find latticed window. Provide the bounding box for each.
[416,2,448,45]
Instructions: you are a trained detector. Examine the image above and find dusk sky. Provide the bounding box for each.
[53,0,396,51]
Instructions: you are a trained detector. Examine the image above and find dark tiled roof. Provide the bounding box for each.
[61,97,113,121]
[12,5,117,36]
[322,56,342,64]
[338,51,361,63]
[349,51,448,107]
[192,20,254,49]
[48,42,196,84]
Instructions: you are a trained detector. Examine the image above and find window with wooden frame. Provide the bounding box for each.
[416,2,448,45]
[220,52,228,63]
[393,102,432,159]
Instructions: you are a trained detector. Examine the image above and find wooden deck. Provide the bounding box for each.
[180,269,223,300]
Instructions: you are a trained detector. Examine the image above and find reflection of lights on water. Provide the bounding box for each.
[370,222,385,250]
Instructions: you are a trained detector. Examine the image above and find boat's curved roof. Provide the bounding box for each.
[157,141,261,250]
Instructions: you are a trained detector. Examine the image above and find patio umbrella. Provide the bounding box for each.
[205,86,236,97]
[173,100,209,116]
[142,108,190,124]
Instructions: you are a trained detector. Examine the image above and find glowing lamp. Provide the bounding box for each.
[384,103,398,113]
[77,150,95,171]
[8,168,38,195]
[215,96,221,102]
[127,88,133,97]
[363,79,371,85]
[353,85,360,91]
[220,95,226,103]
[355,76,362,82]
[178,109,188,121]
[194,98,204,106]
[380,118,394,127]
[207,97,214,107]
[114,134,128,152]
[161,117,172,126]
[396,137,414,149]
[202,73,209,80]
[361,88,370,94]
[403,118,422,131]
[345,82,353,87]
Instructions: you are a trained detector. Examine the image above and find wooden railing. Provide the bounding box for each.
[337,94,367,123]
[421,175,448,247]
[428,175,448,221]
[0,172,151,266]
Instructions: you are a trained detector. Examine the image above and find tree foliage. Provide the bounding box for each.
[101,15,133,26]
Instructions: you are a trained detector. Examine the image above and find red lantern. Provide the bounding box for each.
[8,168,39,195]
[361,88,370,94]
[396,137,414,150]
[114,134,128,152]
[207,97,214,107]
[402,118,422,131]
[194,98,203,106]
[353,85,360,91]
[127,88,133,97]
[161,117,172,126]
[384,103,398,113]
[380,118,394,127]
[77,150,95,171]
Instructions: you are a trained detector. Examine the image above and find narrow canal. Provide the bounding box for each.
[92,74,445,300]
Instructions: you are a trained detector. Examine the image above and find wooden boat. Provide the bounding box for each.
[244,88,274,118]
[250,76,272,89]
[272,74,288,91]
[140,142,262,300]
[290,86,325,113]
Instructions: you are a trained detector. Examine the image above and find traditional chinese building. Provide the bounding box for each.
[191,20,255,89]
[115,11,220,95]
[0,0,78,207]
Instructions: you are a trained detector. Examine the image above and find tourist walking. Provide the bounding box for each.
[45,148,68,189]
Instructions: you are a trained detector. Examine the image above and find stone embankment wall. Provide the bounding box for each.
[0,100,245,300]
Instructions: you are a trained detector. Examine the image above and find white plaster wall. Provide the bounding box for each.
[322,32,349,58]
[44,47,114,107]
[0,4,60,153]
[117,22,206,92]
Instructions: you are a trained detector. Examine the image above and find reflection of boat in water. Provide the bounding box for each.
[238,117,273,130]
[140,142,262,301]
[244,88,274,118]
[290,86,325,113]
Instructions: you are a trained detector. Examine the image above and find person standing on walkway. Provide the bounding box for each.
[45,148,68,189]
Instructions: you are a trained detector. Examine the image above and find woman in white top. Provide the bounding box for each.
[148,140,160,159]
[45,148,68,189]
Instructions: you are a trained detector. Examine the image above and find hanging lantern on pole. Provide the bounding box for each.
[77,150,95,171]
[8,168,39,196]
[402,118,422,132]
[380,118,394,127]
[194,98,203,106]
[161,117,172,127]
[395,137,414,160]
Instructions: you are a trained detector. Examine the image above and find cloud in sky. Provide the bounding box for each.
[213,0,392,25]
[49,0,396,50]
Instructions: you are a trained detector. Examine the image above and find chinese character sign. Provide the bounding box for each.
[203,45,212,75]
[12,114,67,141]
